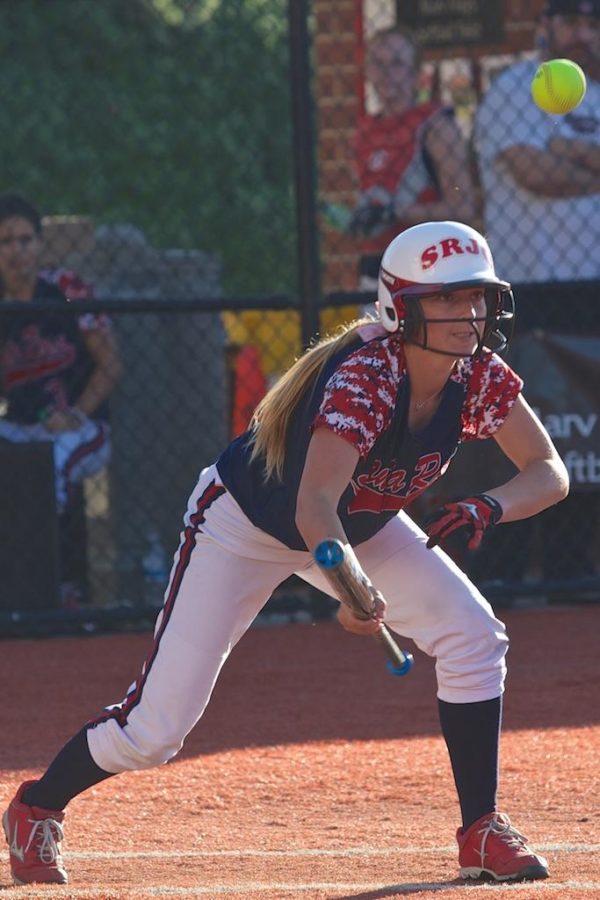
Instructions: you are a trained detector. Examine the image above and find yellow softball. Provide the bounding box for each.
[531,58,586,115]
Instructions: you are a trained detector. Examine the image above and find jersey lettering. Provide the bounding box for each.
[405,452,442,498]
[348,451,442,515]
[2,326,77,388]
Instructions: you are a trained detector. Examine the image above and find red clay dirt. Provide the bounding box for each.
[1,604,599,899]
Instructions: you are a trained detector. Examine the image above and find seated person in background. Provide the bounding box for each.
[350,26,476,290]
[0,193,123,604]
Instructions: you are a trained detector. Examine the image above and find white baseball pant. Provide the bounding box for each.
[87,464,508,774]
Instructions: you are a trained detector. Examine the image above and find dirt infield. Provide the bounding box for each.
[1,603,599,899]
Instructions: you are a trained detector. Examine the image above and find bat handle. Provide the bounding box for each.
[314,538,414,678]
[376,625,414,677]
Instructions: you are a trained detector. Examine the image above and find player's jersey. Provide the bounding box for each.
[0,273,110,424]
[217,328,522,550]
[354,102,447,263]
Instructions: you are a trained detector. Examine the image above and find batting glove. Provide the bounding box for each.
[424,494,503,551]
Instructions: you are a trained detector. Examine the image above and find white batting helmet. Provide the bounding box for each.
[377,221,514,356]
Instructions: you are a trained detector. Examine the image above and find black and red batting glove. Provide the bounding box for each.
[424,494,503,551]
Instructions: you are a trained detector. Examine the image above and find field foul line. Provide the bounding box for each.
[116,883,600,896]
[0,842,598,862]
[1,880,600,897]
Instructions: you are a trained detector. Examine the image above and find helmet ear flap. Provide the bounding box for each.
[378,281,407,334]
[395,294,407,334]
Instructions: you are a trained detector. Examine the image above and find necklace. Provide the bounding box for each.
[412,388,442,410]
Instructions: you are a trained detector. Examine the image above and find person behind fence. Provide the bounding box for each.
[474,0,600,580]
[348,26,476,291]
[3,221,568,887]
[0,193,123,603]
[475,0,600,283]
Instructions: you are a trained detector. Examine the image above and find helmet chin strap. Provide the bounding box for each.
[405,316,487,358]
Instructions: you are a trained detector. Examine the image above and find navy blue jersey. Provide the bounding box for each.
[0,276,109,424]
[217,327,522,550]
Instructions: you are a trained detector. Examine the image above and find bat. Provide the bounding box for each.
[314,538,413,677]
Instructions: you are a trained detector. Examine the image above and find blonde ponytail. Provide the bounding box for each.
[249,317,373,480]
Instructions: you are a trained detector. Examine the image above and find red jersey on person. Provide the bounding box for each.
[0,271,111,424]
[354,101,446,255]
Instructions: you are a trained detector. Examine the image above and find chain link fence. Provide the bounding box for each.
[0,0,598,636]
[317,0,600,605]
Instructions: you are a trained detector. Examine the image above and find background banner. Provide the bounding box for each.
[510,333,600,492]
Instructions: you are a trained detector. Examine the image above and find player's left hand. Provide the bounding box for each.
[424,494,503,551]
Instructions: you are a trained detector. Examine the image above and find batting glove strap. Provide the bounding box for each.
[424,493,503,551]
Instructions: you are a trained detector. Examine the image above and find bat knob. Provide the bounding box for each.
[386,652,414,677]
[314,538,345,569]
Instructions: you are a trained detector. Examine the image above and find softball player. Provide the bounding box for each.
[3,221,568,886]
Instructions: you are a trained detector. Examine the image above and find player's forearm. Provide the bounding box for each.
[300,501,386,637]
[74,364,122,417]
[513,163,600,195]
[503,149,600,196]
[485,457,569,523]
[549,137,600,174]
[295,491,348,553]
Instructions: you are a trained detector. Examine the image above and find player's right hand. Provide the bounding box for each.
[336,589,386,636]
[424,494,503,551]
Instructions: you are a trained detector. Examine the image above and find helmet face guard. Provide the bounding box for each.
[377,221,515,358]
[392,281,515,358]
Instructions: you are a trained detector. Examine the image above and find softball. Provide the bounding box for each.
[531,58,586,115]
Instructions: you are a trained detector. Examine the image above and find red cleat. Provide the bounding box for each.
[2,780,67,885]
[457,811,549,882]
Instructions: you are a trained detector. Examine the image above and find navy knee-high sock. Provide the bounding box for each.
[438,696,502,832]
[21,727,114,811]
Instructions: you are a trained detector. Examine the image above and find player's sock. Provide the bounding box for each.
[21,726,114,810]
[438,696,502,831]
